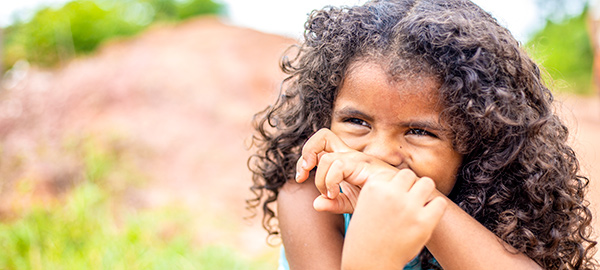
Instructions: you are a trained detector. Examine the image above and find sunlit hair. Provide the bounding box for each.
[247,0,598,268]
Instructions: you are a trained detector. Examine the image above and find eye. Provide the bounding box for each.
[407,128,437,138]
[344,118,370,127]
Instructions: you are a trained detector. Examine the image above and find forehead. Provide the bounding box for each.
[339,61,442,109]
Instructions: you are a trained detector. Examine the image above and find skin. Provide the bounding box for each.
[326,61,462,196]
[278,61,460,269]
[341,169,447,269]
[278,61,542,269]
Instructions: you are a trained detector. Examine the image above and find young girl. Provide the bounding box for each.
[247,0,598,269]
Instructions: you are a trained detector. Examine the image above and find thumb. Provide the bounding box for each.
[313,194,355,214]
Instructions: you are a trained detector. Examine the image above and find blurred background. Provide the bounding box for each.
[0,0,598,269]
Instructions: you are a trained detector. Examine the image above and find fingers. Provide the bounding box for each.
[314,151,376,199]
[407,176,436,204]
[422,196,448,224]
[341,175,448,268]
[389,171,443,217]
[404,176,447,228]
[390,169,419,192]
[313,153,343,198]
[322,159,344,199]
[295,154,311,183]
[313,194,356,214]
[296,128,351,183]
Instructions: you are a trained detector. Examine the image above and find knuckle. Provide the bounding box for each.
[438,198,449,210]
[326,181,339,190]
[419,177,436,190]
[315,128,331,137]
[432,197,448,210]
[320,152,335,164]
[301,143,313,157]
[393,169,412,181]
[331,158,344,169]
[362,180,383,193]
[415,213,431,225]
[397,168,415,178]
[348,151,364,160]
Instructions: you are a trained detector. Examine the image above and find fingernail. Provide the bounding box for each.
[295,171,300,181]
[327,190,332,198]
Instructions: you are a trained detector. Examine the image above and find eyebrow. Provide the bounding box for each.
[334,108,374,122]
[334,107,446,132]
[405,120,445,132]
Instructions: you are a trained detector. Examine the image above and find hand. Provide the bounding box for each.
[341,169,448,269]
[296,128,396,213]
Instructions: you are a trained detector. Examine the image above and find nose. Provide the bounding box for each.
[361,134,405,168]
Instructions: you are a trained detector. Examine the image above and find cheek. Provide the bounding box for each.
[328,122,340,137]
[433,171,458,196]
[329,125,365,152]
[411,150,462,196]
[437,157,462,195]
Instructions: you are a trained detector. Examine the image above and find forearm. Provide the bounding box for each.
[426,193,542,270]
[278,178,346,269]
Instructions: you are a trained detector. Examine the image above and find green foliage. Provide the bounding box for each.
[2,0,224,69]
[0,134,276,270]
[175,0,222,20]
[526,9,594,95]
[0,182,274,269]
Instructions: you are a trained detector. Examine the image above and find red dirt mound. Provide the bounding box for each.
[0,16,294,253]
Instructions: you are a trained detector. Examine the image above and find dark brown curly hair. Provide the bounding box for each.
[247,0,598,268]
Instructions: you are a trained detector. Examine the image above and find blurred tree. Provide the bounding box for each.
[1,0,224,70]
[147,0,179,20]
[527,9,594,94]
[175,0,222,20]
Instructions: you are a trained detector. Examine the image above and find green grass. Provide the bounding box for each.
[0,135,276,269]
[0,181,275,270]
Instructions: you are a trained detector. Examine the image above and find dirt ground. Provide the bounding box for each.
[556,94,600,255]
[0,17,293,257]
[0,16,598,263]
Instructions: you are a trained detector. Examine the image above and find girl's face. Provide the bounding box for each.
[330,61,463,195]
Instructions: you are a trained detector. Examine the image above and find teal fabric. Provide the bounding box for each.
[343,213,351,234]
[278,247,290,270]
[277,213,423,270]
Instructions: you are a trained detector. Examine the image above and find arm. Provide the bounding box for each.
[295,129,447,269]
[277,176,345,270]
[299,129,543,269]
[315,173,543,269]
[425,191,543,270]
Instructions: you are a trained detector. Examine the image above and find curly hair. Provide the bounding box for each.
[247,0,598,268]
